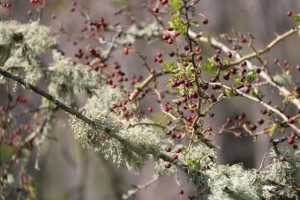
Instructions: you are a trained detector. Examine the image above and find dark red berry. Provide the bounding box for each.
[202,18,208,25]
[175,148,181,153]
[165,147,171,152]
[152,7,159,14]
[165,162,171,168]
[179,189,184,195]
[147,107,153,112]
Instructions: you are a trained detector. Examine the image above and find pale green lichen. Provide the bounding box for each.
[70,86,175,172]
[48,50,99,105]
[0,20,57,84]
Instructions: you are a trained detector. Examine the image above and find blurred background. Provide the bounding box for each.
[1,0,300,199]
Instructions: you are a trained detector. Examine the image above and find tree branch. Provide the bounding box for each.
[0,68,180,168]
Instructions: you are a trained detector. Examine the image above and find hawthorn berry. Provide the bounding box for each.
[152,7,159,14]
[175,148,181,153]
[160,0,168,5]
[179,189,184,195]
[147,107,153,112]
[165,162,171,168]
[225,118,231,124]
[172,155,178,160]
[202,18,208,25]
[166,130,173,135]
[123,47,129,55]
[288,119,294,124]
[227,51,232,58]
[165,147,171,152]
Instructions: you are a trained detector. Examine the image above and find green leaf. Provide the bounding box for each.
[191,21,200,27]
[264,123,285,137]
[186,159,193,167]
[199,58,217,76]
[245,70,257,83]
[168,11,186,34]
[293,14,300,22]
[168,0,182,13]
[162,61,174,73]
[234,78,241,86]
[224,88,235,97]
[264,123,277,137]
[195,32,203,38]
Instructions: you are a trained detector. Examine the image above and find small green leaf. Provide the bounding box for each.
[168,0,182,12]
[234,78,241,86]
[264,123,277,137]
[191,21,200,27]
[199,58,217,76]
[168,11,186,34]
[245,70,257,83]
[224,88,235,97]
[293,14,300,22]
[162,61,174,73]
[195,32,203,38]
[186,159,193,166]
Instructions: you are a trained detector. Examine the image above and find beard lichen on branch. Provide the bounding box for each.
[69,86,177,172]
[0,20,57,84]
[47,50,100,105]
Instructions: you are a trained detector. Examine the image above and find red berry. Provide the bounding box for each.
[123,47,129,55]
[225,118,231,124]
[287,11,292,17]
[147,107,153,113]
[165,147,171,152]
[179,189,184,195]
[166,120,172,125]
[152,7,159,14]
[287,137,294,144]
[227,51,232,58]
[175,148,181,153]
[184,167,189,173]
[172,155,178,160]
[288,119,295,124]
[291,132,296,139]
[161,0,168,5]
[175,133,182,139]
[88,48,96,55]
[165,162,171,168]
[166,130,172,135]
[202,18,208,25]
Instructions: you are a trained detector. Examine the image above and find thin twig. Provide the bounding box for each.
[122,175,160,200]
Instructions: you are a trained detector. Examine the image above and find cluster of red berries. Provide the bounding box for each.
[111,99,136,118]
[1,2,11,8]
[7,129,20,143]
[16,96,27,103]
[153,52,163,63]
[70,1,77,12]
[161,27,181,45]
[164,148,182,168]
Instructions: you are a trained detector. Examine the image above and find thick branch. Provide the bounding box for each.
[0,68,179,167]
